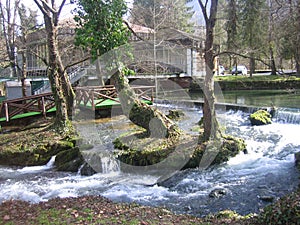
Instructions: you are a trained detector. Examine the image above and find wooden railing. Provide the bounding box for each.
[0,92,55,122]
[0,85,155,122]
[75,85,155,110]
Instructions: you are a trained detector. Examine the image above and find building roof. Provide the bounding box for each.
[126,22,154,34]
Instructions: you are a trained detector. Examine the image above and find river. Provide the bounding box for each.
[0,91,300,217]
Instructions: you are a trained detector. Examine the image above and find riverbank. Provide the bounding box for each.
[0,118,76,167]
[0,189,299,224]
[189,75,300,91]
[0,195,250,224]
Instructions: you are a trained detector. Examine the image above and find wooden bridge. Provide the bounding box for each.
[0,85,154,123]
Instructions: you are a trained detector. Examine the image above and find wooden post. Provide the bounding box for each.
[5,103,9,122]
[41,96,46,118]
[151,87,154,102]
[91,90,95,111]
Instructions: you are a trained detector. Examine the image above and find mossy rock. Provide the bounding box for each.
[166,109,185,120]
[114,130,185,168]
[54,147,84,172]
[114,130,246,171]
[0,140,75,167]
[249,110,272,126]
[183,135,247,169]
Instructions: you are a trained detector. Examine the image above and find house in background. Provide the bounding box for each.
[1,17,208,96]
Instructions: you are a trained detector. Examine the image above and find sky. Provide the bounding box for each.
[24,0,204,26]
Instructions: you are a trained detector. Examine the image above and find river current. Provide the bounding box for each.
[0,104,300,217]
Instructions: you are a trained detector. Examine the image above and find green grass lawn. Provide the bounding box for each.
[215,75,300,82]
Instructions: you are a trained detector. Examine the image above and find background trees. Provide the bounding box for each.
[0,0,20,78]
[130,0,195,32]
[220,0,300,76]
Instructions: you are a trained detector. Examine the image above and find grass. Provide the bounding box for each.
[214,75,300,82]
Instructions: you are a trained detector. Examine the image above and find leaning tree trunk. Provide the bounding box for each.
[111,69,179,138]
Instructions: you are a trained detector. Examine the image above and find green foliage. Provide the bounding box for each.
[238,0,267,49]
[224,0,238,50]
[258,189,300,225]
[73,0,130,60]
[122,67,136,76]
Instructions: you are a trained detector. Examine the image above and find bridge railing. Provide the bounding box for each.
[0,85,155,122]
[0,92,55,122]
[75,85,155,110]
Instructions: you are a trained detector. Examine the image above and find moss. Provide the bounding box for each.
[183,135,247,169]
[249,109,272,126]
[54,147,84,172]
[114,129,189,168]
[214,210,241,219]
[166,109,185,120]
[114,130,246,170]
[257,188,300,225]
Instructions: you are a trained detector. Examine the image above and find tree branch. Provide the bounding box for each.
[123,20,144,41]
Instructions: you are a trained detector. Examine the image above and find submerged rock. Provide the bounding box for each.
[259,195,275,202]
[209,188,227,198]
[249,110,272,126]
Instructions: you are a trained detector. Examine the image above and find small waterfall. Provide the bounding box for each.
[101,156,120,174]
[17,155,56,173]
[274,108,300,124]
[81,145,120,174]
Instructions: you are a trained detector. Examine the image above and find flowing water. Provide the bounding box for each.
[0,102,300,217]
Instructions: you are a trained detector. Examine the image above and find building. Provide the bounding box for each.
[14,17,208,95]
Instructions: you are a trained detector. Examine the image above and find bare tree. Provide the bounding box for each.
[17,4,39,96]
[0,0,20,78]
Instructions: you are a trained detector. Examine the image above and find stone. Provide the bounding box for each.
[166,109,185,120]
[54,147,84,172]
[295,152,300,170]
[259,195,274,202]
[80,162,97,176]
[249,110,272,126]
[209,188,227,198]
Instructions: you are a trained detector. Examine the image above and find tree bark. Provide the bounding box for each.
[296,0,300,76]
[38,0,74,133]
[111,69,179,138]
[199,0,221,141]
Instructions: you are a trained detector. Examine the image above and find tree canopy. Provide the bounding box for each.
[73,0,130,60]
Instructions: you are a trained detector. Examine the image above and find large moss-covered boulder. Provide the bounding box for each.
[114,129,188,169]
[249,110,272,126]
[183,135,247,169]
[0,140,75,167]
[114,130,247,171]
